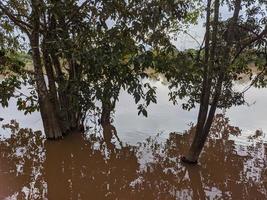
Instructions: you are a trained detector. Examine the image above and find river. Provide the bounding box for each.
[0,78,267,199]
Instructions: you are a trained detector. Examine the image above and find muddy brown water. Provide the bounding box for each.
[1,79,267,199]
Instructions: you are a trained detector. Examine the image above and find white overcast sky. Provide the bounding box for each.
[172,4,235,50]
[16,1,266,51]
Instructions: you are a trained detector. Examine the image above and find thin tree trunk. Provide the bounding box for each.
[194,0,212,141]
[42,40,73,134]
[48,13,72,133]
[182,0,242,164]
[182,0,221,164]
[100,103,112,125]
[50,53,72,133]
[184,76,223,162]
[42,40,60,110]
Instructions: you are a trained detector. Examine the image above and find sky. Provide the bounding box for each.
[10,1,267,52]
[171,3,237,50]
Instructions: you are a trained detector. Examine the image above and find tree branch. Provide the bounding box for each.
[66,0,91,25]
[240,65,267,94]
[0,2,32,35]
[231,25,267,65]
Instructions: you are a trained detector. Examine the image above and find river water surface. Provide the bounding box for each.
[1,78,267,199]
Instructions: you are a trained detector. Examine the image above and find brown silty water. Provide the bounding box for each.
[0,113,267,200]
[1,78,267,199]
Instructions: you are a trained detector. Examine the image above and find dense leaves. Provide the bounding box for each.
[0,0,199,137]
[158,0,267,110]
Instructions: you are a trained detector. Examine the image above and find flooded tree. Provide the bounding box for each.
[2,0,267,198]
[177,0,267,164]
[0,0,76,139]
[78,0,199,132]
[0,0,198,139]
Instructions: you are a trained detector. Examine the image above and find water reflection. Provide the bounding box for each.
[1,77,267,145]
[1,116,267,199]
[44,132,139,199]
[102,123,122,150]
[0,120,45,199]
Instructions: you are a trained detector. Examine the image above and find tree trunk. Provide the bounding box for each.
[31,38,63,139]
[100,103,112,125]
[183,85,221,163]
[30,0,63,139]
[182,0,220,164]
[183,0,212,164]
[48,16,72,133]
[39,96,63,139]
[42,40,60,111]
[182,0,242,164]
[42,36,75,134]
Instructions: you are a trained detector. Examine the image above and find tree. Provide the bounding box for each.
[79,0,199,129]
[0,0,97,138]
[0,0,66,139]
[1,0,199,139]
[165,0,267,164]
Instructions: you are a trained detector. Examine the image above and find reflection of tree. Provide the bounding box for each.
[101,123,122,150]
[132,114,267,199]
[44,130,141,199]
[1,116,267,199]
[0,120,46,199]
[0,121,140,199]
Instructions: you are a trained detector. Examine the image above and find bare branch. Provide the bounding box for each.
[183,30,201,47]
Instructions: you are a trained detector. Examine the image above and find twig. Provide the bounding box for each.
[0,2,32,35]
[240,65,267,94]
[183,30,202,47]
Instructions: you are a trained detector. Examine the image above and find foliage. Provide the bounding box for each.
[0,48,38,114]
[158,0,267,110]
[39,0,199,119]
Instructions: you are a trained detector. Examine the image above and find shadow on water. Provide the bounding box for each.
[1,115,267,199]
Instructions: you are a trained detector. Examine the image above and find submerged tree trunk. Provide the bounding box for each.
[30,0,63,139]
[48,13,73,133]
[42,40,73,135]
[182,0,241,164]
[100,100,121,145]
[31,37,63,139]
[44,10,84,133]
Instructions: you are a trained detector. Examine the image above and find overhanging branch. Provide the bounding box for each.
[0,2,32,35]
[231,26,267,65]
